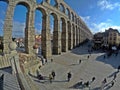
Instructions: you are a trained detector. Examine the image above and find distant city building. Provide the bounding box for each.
[93,32,104,49]
[105,28,120,46]
[93,28,120,49]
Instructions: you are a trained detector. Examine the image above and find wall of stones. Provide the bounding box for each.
[1,0,93,59]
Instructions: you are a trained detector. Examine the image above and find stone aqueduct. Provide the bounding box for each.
[1,0,93,59]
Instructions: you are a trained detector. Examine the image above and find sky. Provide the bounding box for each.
[0,0,120,37]
[65,0,120,33]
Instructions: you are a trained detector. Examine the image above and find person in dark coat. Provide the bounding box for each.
[51,70,56,80]
[79,59,81,64]
[92,77,96,82]
[117,65,120,72]
[67,72,72,82]
[87,55,89,59]
[0,41,4,53]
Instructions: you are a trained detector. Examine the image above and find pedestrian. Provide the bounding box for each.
[0,74,4,81]
[103,78,107,84]
[79,59,81,64]
[45,58,47,63]
[101,78,107,89]
[87,55,89,59]
[51,59,53,62]
[51,70,56,80]
[92,77,96,82]
[0,41,4,53]
[111,81,114,87]
[49,74,53,83]
[113,73,117,81]
[67,72,72,82]
[117,65,120,72]
[43,58,46,65]
[85,81,89,87]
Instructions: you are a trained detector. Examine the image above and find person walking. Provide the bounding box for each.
[87,55,89,59]
[51,70,56,80]
[49,74,53,83]
[117,65,120,72]
[51,59,53,62]
[113,73,117,81]
[92,77,96,82]
[101,78,107,89]
[79,59,81,64]
[67,72,72,82]
[111,81,114,87]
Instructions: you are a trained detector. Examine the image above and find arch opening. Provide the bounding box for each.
[13,4,28,53]
[34,9,43,56]
[34,7,46,57]
[50,13,58,54]
[71,12,74,22]
[68,21,71,50]
[36,0,44,4]
[0,1,8,54]
[66,8,71,19]
[60,18,66,52]
[50,0,57,6]
[60,3,65,13]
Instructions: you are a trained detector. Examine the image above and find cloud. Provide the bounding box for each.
[35,22,42,34]
[0,20,25,37]
[97,0,120,10]
[81,16,90,22]
[79,16,120,34]
[91,22,110,32]
[13,21,25,37]
[90,21,120,33]
[35,28,41,34]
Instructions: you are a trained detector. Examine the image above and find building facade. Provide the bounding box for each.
[94,28,120,49]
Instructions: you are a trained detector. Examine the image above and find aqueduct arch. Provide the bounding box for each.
[1,0,92,59]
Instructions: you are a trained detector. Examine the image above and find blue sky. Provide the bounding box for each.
[0,0,120,37]
[65,0,120,33]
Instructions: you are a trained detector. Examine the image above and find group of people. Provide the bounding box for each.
[37,70,72,84]
[49,71,72,83]
[100,65,120,90]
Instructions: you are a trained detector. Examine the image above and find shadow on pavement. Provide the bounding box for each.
[107,70,119,78]
[0,66,12,74]
[96,53,120,69]
[92,87,101,90]
[34,79,67,84]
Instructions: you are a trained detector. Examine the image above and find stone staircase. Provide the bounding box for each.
[0,69,21,90]
[23,73,39,90]
[0,55,11,68]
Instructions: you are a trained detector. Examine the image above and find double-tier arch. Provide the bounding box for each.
[60,3,65,13]
[1,0,92,59]
[66,8,71,19]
